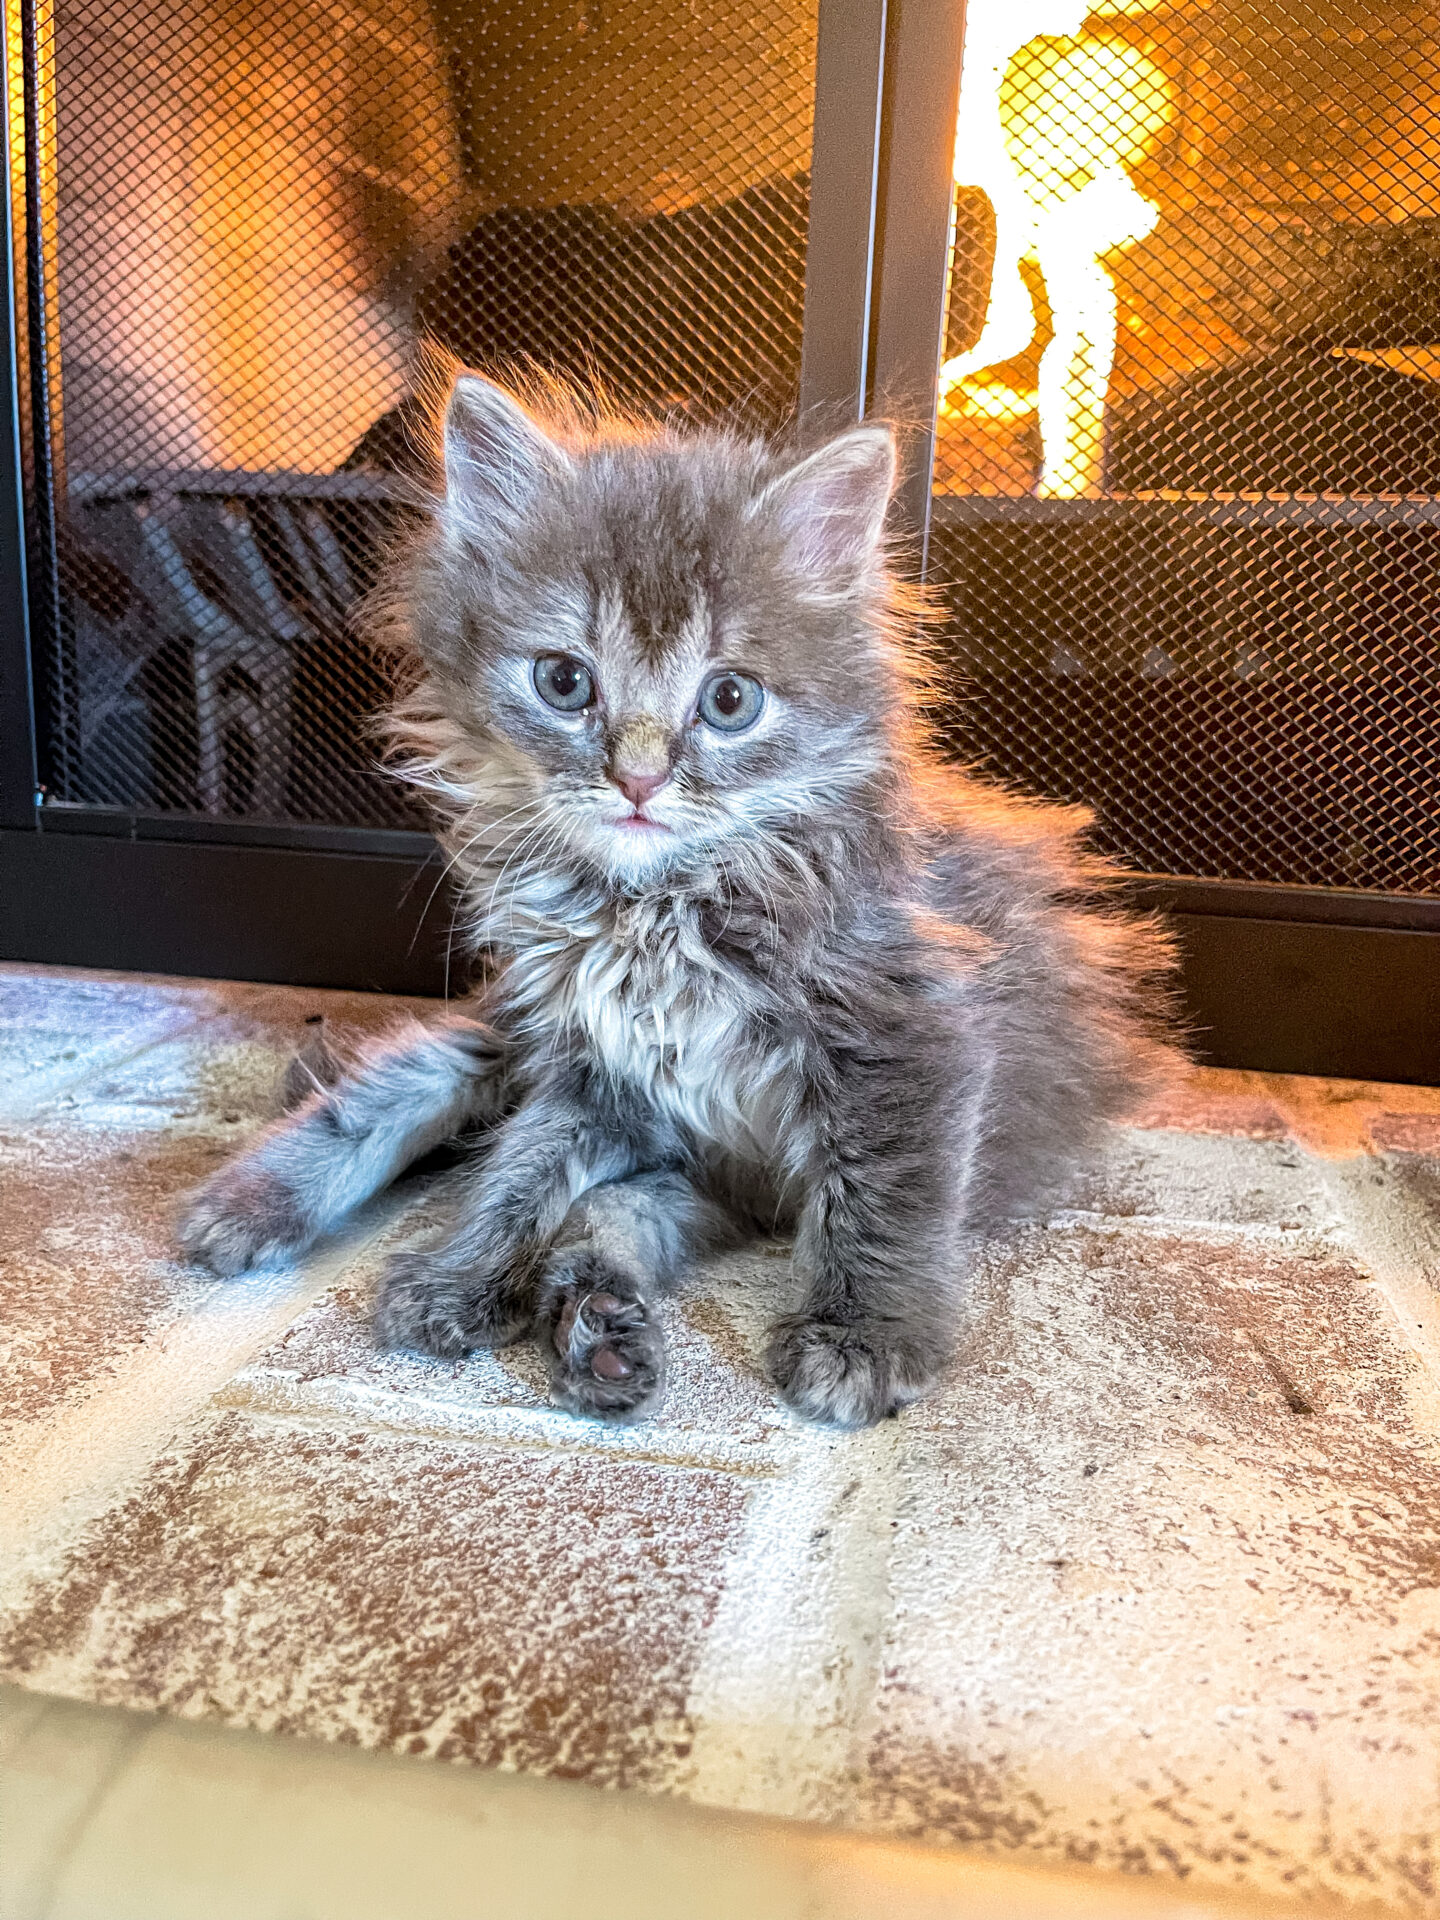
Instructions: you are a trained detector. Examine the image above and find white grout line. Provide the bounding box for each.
[676,1417,907,1826]
[1309,1154,1440,1438]
[0,1011,205,1124]
[0,1214,407,1606]
[1045,1209,1327,1244]
[218,1373,793,1479]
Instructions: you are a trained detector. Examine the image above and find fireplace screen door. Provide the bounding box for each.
[21,0,817,830]
[931,0,1440,899]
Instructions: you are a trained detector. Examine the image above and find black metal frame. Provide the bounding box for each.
[801,0,967,556]
[0,0,1436,1082]
[0,10,35,836]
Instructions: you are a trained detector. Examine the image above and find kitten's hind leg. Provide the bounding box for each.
[179,1014,507,1276]
[539,1171,748,1421]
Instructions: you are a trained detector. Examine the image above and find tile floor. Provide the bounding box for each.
[3,961,1440,1911]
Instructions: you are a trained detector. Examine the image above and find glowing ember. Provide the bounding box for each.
[941,3,1173,497]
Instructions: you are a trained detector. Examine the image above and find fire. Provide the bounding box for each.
[941,4,1173,497]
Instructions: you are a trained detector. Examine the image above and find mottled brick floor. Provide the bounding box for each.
[4,961,1440,1911]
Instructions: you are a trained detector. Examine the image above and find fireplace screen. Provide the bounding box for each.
[19,0,1440,897]
[27,0,816,827]
[933,0,1440,895]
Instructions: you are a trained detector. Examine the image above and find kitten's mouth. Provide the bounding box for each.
[614,810,672,833]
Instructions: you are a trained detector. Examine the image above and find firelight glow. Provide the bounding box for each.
[941,3,1173,497]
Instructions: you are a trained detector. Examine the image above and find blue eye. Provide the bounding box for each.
[698,671,764,733]
[533,654,594,711]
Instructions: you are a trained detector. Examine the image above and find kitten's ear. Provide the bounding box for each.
[755,426,896,587]
[442,375,571,529]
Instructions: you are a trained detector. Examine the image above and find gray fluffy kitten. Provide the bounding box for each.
[180,374,1177,1427]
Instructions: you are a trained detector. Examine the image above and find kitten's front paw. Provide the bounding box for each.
[177,1160,310,1277]
[540,1252,663,1422]
[373,1245,531,1359]
[766,1317,935,1427]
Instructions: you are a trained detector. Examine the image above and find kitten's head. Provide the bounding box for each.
[391,375,905,889]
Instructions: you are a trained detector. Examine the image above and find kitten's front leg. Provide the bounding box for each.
[179,1014,506,1276]
[374,1082,634,1358]
[767,1085,961,1428]
[539,1170,750,1420]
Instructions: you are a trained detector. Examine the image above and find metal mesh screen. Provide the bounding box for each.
[29,0,816,828]
[933,0,1440,896]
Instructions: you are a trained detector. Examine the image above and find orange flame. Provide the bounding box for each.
[942,5,1173,496]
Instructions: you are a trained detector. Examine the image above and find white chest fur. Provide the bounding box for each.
[500,889,784,1155]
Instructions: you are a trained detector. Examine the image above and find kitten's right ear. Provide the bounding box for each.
[442,376,571,530]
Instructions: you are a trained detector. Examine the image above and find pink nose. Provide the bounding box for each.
[611,770,669,810]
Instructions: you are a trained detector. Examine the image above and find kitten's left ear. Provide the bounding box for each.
[754,426,896,586]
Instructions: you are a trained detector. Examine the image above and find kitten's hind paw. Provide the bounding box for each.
[540,1252,663,1421]
[766,1316,936,1427]
[373,1245,531,1359]
[177,1162,311,1277]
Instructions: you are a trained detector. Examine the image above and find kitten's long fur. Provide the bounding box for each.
[180,374,1178,1426]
